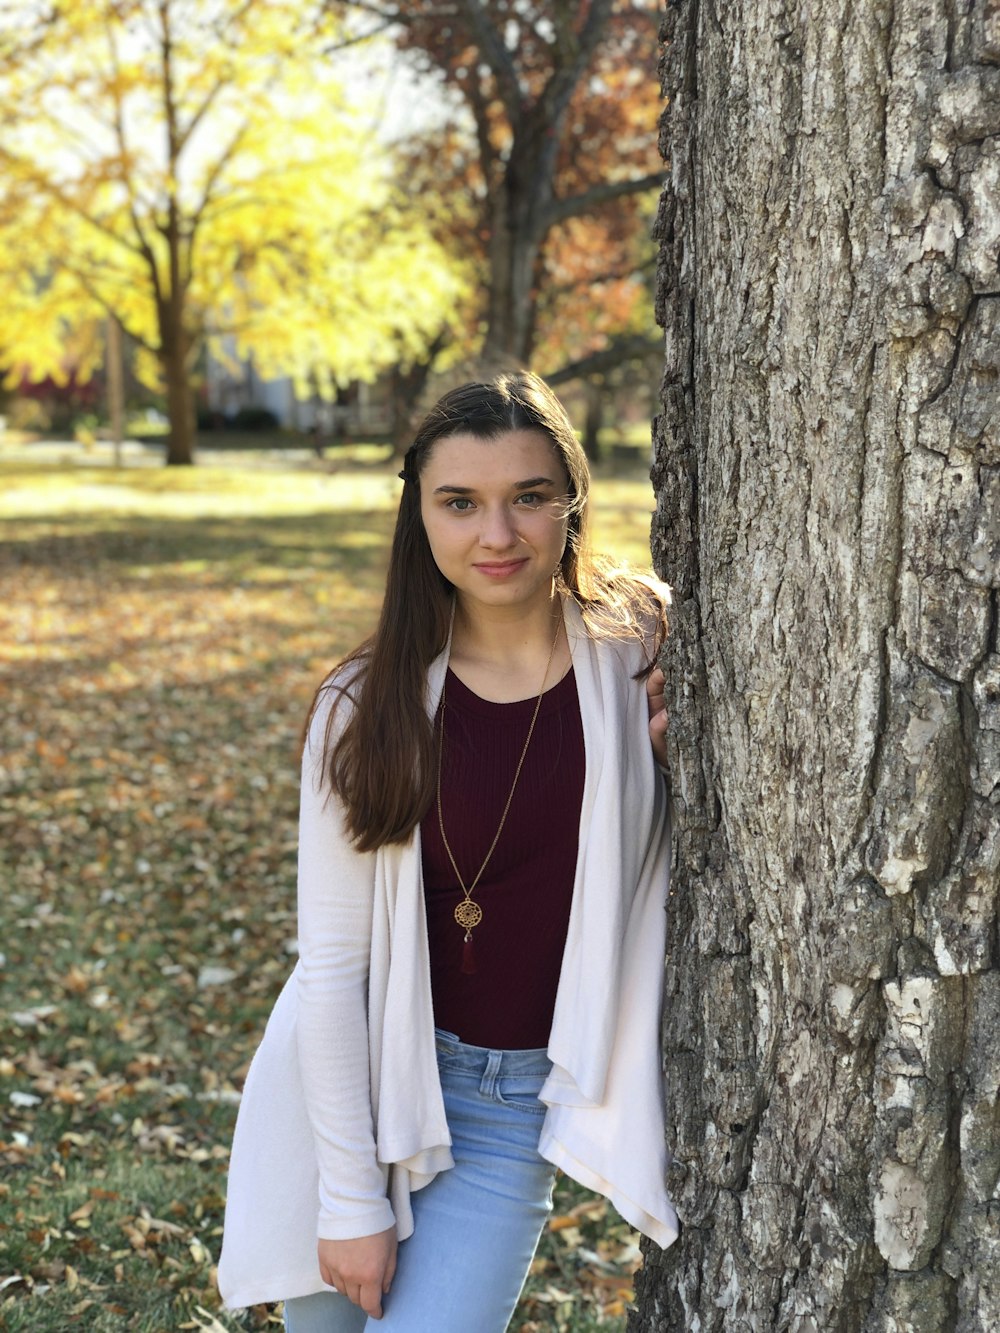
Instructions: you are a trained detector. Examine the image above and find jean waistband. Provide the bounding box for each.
[434,1027,552,1077]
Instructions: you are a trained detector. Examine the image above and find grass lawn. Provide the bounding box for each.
[0,450,657,1332]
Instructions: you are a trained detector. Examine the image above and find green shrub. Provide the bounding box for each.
[230,405,280,431]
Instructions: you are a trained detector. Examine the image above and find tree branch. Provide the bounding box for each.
[0,148,147,258]
[546,334,662,385]
[187,118,254,240]
[537,0,616,131]
[175,75,230,155]
[54,257,160,357]
[455,0,523,132]
[521,0,621,214]
[543,171,666,228]
[535,259,655,304]
[102,11,161,291]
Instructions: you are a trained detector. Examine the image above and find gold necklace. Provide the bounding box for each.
[436,616,562,975]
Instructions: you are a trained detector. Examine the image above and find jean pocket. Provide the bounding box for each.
[495,1075,548,1115]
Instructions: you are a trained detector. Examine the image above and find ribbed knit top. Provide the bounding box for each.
[420,666,586,1050]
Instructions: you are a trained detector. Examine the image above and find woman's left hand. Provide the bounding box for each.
[646,666,668,770]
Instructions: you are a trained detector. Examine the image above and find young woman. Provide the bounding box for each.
[218,371,678,1331]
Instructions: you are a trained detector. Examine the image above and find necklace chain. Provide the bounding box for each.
[436,616,562,949]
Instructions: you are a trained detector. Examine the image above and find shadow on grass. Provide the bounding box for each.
[0,509,394,579]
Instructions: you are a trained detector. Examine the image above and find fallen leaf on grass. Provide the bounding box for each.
[8,1091,42,1107]
[181,1308,232,1332]
[197,966,238,988]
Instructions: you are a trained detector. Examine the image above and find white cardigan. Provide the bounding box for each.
[218,598,678,1309]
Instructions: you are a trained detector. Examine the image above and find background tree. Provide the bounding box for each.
[635,2,1000,1329]
[344,0,664,379]
[0,0,467,464]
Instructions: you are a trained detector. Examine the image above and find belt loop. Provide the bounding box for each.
[480,1048,502,1097]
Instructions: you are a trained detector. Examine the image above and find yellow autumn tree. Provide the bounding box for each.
[0,0,468,464]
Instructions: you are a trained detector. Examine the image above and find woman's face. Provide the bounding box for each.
[418,429,571,618]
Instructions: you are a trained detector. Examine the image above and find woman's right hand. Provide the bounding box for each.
[646,666,669,771]
[317,1227,398,1319]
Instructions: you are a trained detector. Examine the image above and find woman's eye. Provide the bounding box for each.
[514,492,543,506]
[446,497,475,511]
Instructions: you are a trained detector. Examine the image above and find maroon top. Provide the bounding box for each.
[420,666,586,1050]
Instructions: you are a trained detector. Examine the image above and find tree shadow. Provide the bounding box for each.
[0,509,394,583]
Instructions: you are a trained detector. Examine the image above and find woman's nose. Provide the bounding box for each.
[478,505,519,549]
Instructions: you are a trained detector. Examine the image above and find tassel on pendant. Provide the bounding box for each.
[461,931,477,975]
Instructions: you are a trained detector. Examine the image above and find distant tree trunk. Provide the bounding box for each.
[482,152,547,365]
[389,333,450,456]
[635,3,1000,1330]
[158,82,196,467]
[159,308,196,467]
[106,314,125,468]
[162,349,196,465]
[582,378,604,462]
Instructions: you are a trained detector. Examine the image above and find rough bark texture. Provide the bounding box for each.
[635,2,1000,1329]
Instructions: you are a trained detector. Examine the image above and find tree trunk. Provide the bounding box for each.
[160,317,196,467]
[482,167,545,366]
[635,3,1000,1330]
[582,378,604,462]
[389,333,450,456]
[106,314,124,468]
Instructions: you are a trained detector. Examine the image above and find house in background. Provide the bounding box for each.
[203,345,392,438]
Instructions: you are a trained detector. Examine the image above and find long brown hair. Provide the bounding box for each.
[310,370,667,851]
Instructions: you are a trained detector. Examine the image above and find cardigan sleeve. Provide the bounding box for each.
[295,681,396,1241]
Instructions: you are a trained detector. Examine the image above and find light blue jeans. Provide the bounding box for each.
[283,1029,556,1333]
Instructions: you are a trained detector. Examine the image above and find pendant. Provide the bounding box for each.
[455,900,481,975]
[454,899,483,931]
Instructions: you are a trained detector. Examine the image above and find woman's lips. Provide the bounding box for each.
[473,559,529,578]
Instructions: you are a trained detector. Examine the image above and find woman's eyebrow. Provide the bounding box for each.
[432,476,558,495]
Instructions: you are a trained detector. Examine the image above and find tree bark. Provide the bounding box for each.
[161,328,196,466]
[582,378,605,462]
[481,148,545,366]
[635,2,1000,1330]
[157,4,197,468]
[389,332,451,456]
[159,288,196,466]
